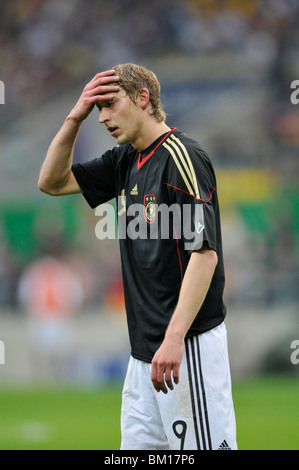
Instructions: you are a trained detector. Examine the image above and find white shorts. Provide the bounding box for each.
[120,322,237,450]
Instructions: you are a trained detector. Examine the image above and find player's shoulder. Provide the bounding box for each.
[100,142,136,167]
[164,128,216,185]
[105,142,134,159]
[172,128,199,147]
[167,128,212,166]
[75,143,136,177]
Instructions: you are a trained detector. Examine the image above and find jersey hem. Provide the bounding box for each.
[131,351,153,364]
[130,319,226,364]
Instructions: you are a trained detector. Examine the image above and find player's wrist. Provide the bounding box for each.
[164,324,186,344]
[66,113,84,125]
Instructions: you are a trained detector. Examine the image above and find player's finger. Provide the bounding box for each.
[150,362,159,392]
[84,75,119,98]
[152,379,160,393]
[164,364,174,391]
[151,361,167,394]
[156,364,168,394]
[86,85,119,100]
[90,70,119,83]
[92,76,120,89]
[89,74,119,91]
[172,362,180,385]
[85,81,119,96]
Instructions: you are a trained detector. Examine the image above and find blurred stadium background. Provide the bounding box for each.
[0,0,298,450]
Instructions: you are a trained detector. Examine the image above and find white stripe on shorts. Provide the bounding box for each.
[185,335,212,450]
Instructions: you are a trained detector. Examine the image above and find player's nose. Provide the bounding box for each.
[99,107,110,124]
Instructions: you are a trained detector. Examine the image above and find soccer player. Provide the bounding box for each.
[38,64,237,450]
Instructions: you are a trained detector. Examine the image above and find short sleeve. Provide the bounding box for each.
[72,149,117,208]
[164,135,217,254]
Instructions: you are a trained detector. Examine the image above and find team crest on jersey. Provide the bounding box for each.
[143,194,156,224]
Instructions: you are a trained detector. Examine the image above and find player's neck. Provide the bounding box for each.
[134,120,171,152]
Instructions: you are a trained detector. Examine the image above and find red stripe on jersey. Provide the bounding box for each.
[173,225,183,285]
[137,129,175,171]
[164,182,216,203]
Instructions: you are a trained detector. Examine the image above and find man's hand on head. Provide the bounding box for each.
[67,70,120,123]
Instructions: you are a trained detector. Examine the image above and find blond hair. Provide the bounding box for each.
[112,63,166,122]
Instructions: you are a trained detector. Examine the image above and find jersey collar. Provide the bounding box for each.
[137,127,176,171]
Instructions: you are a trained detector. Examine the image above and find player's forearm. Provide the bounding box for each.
[165,249,218,342]
[38,116,81,194]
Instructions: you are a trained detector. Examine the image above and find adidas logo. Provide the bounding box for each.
[218,440,231,450]
[130,184,138,195]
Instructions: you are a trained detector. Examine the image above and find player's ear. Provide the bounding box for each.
[137,88,150,110]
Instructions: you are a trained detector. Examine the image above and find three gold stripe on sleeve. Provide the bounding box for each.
[163,135,200,199]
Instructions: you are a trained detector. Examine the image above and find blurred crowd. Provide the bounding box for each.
[1,0,299,125]
[0,0,298,316]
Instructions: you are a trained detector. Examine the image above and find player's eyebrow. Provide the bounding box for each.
[95,86,125,111]
[96,99,112,111]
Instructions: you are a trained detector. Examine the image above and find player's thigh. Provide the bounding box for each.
[120,356,169,450]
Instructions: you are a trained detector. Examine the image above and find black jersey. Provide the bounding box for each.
[72,128,226,363]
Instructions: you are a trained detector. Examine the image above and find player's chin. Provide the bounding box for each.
[115,133,129,145]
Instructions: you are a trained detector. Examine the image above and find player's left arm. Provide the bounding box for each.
[151,246,218,394]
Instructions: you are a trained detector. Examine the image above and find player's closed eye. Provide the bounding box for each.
[96,100,114,112]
